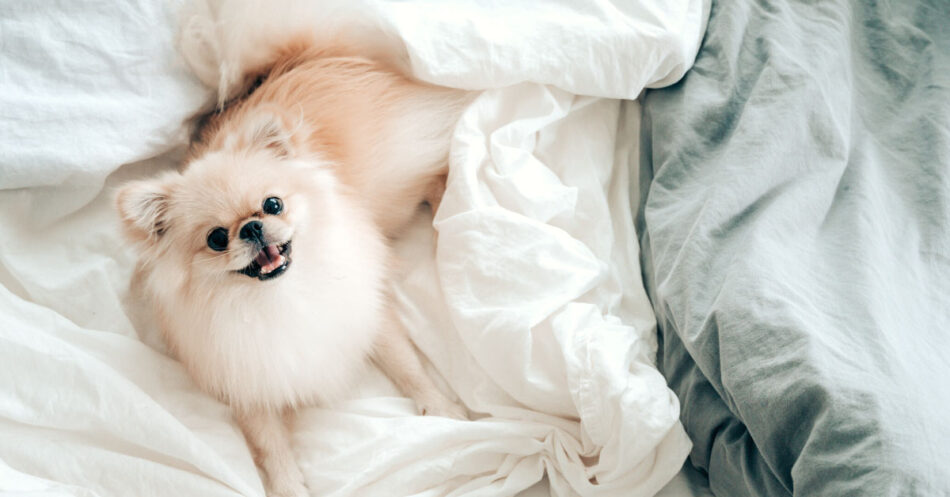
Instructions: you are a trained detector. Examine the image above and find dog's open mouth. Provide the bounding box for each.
[238,241,292,280]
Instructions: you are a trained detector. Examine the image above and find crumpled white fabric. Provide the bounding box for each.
[0,0,708,496]
[372,0,708,96]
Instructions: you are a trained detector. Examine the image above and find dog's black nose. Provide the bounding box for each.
[239,220,264,243]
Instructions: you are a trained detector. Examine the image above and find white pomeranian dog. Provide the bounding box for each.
[115,2,471,495]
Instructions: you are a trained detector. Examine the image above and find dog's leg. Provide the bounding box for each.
[235,408,308,497]
[373,308,467,420]
[425,173,448,247]
[423,173,447,214]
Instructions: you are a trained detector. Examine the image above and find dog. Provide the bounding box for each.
[116,5,472,496]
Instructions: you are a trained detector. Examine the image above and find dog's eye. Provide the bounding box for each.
[207,227,229,251]
[262,196,283,215]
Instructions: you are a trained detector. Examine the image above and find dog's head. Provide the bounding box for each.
[116,111,341,287]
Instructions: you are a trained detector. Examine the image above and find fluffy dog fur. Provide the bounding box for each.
[116,4,471,496]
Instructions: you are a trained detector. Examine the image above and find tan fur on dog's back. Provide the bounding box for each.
[192,37,471,236]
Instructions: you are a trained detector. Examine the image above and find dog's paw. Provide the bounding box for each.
[267,477,309,497]
[418,396,468,420]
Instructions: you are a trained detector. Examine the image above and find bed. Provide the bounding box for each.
[0,0,713,496]
[638,0,950,495]
[8,0,940,495]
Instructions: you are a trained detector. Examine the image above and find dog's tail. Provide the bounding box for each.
[179,0,408,107]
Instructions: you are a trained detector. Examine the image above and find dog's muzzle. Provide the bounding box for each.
[237,240,292,281]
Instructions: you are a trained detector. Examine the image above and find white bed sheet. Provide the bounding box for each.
[0,0,710,496]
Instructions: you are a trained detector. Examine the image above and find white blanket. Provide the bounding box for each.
[0,1,709,496]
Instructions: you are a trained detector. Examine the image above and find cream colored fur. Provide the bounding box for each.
[116,2,472,495]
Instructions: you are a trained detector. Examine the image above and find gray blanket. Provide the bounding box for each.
[637,0,950,495]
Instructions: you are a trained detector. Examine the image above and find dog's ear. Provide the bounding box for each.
[115,176,175,242]
[226,110,296,159]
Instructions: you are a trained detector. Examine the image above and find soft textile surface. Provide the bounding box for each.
[0,1,708,496]
[638,0,950,495]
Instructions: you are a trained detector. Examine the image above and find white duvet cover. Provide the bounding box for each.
[0,1,709,496]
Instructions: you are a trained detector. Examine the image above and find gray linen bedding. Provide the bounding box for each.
[637,0,950,495]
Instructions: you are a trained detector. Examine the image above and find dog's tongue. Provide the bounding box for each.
[255,244,284,275]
